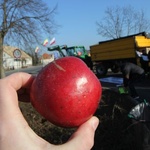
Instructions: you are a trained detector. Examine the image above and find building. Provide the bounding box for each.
[3,45,32,70]
[41,53,54,66]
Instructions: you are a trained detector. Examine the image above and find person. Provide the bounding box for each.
[0,72,99,150]
[120,62,145,100]
[140,49,149,73]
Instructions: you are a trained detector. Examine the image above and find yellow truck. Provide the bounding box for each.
[90,32,150,77]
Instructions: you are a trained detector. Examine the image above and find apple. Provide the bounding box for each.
[30,56,102,127]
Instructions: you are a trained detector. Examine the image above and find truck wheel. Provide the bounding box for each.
[96,64,107,77]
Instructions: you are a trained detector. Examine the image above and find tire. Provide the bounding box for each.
[96,63,107,77]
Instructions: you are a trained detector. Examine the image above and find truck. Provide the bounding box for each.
[47,45,92,69]
[90,32,150,77]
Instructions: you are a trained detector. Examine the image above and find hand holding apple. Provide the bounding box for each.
[30,56,102,127]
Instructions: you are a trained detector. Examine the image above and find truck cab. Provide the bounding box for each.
[66,46,87,58]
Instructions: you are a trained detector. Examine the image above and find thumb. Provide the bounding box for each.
[60,116,99,150]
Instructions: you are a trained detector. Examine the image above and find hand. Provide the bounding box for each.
[0,72,99,150]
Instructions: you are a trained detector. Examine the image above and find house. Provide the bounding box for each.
[3,45,32,70]
[41,53,54,66]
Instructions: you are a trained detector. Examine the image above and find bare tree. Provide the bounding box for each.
[96,6,150,39]
[0,0,58,78]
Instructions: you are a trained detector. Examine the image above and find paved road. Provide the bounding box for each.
[5,65,43,76]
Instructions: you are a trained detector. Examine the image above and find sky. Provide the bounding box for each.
[44,0,150,50]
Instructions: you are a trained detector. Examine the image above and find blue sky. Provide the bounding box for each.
[44,0,150,50]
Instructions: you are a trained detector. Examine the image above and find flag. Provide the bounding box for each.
[35,46,39,53]
[43,39,49,46]
[50,37,56,45]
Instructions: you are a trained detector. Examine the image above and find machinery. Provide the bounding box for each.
[90,32,150,77]
[47,45,92,69]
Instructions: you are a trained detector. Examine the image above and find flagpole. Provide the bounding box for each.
[36,37,56,67]
[41,38,49,67]
[42,51,44,67]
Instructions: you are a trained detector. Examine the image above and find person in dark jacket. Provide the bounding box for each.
[121,62,145,99]
[140,49,149,73]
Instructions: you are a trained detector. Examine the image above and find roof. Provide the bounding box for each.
[98,32,148,44]
[42,53,53,59]
[3,45,32,59]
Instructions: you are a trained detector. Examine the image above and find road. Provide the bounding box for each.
[5,65,43,76]
[5,66,150,102]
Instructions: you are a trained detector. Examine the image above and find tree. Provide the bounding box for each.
[0,0,58,78]
[25,47,39,66]
[96,6,150,39]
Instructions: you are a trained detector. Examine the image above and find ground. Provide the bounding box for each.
[19,89,145,150]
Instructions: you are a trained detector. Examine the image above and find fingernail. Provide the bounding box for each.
[92,117,99,130]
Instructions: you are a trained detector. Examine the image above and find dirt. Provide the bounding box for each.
[19,89,141,150]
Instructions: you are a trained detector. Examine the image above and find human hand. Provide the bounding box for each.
[0,72,99,150]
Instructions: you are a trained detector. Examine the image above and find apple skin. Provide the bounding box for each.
[30,56,102,128]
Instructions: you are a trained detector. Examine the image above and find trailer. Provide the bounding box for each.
[90,32,150,77]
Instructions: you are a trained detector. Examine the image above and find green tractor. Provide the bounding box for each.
[47,45,92,69]
[47,45,67,58]
[66,46,92,69]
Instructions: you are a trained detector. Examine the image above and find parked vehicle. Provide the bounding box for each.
[90,32,150,77]
[47,45,67,58]
[47,45,92,69]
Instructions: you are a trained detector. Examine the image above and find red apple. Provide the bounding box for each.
[30,56,102,127]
